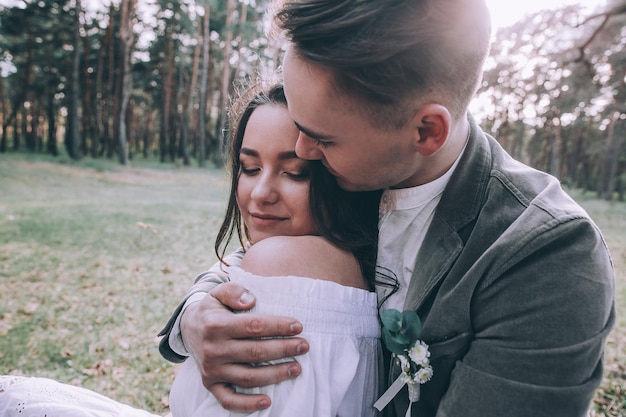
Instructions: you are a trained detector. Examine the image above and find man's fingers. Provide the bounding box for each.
[207,382,271,413]
[218,313,304,340]
[207,357,303,389]
[210,281,257,310]
[238,336,309,363]
[199,333,309,371]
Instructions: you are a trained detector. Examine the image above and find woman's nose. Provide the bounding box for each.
[295,133,323,160]
[250,173,278,204]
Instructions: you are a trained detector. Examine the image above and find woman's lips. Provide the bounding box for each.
[249,213,286,226]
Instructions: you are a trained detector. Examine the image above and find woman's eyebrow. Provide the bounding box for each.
[294,121,333,140]
[240,147,259,157]
[240,148,298,160]
[278,151,299,160]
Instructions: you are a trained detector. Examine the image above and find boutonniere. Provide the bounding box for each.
[374,309,433,415]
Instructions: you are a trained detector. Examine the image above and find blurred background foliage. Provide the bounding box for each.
[0,0,624,201]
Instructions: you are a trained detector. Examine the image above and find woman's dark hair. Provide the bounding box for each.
[214,82,385,289]
[213,83,282,266]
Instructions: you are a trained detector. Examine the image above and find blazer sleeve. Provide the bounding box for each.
[435,217,615,417]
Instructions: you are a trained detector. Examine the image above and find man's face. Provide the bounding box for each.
[282,48,422,191]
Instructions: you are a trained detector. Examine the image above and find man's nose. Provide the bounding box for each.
[295,133,323,160]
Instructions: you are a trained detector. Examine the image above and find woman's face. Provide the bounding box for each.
[237,103,318,244]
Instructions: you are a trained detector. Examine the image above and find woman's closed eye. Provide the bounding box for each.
[240,165,260,176]
[285,169,310,181]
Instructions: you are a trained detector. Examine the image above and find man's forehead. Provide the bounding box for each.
[284,53,352,110]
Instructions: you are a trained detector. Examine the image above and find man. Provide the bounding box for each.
[159,0,615,415]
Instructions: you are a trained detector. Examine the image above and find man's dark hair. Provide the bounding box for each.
[276,0,491,127]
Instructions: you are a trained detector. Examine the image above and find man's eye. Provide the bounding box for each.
[315,138,332,148]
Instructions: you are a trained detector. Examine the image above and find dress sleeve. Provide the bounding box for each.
[228,266,382,417]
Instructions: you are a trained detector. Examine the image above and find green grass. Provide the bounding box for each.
[0,153,229,413]
[0,153,624,416]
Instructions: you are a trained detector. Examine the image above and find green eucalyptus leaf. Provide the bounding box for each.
[381,309,403,332]
[381,309,424,354]
[401,310,422,340]
[382,328,407,354]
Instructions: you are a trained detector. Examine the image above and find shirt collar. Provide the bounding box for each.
[379,143,468,214]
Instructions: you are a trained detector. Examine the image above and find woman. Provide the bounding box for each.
[0,84,390,416]
[169,83,386,417]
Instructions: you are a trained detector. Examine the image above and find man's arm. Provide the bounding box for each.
[437,217,615,417]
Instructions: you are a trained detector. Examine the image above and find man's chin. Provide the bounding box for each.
[336,177,370,192]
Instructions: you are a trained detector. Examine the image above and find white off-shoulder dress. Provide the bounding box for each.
[169,266,382,417]
[0,375,161,417]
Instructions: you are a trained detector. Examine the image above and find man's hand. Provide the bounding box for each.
[180,281,309,412]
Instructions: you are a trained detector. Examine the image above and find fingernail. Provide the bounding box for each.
[289,322,302,334]
[239,291,254,305]
[296,342,308,355]
[257,399,270,409]
[288,365,300,378]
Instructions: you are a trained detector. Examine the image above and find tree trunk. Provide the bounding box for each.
[0,76,6,153]
[142,111,154,158]
[81,33,95,156]
[116,0,135,165]
[214,0,236,167]
[29,103,39,152]
[511,122,526,162]
[178,67,191,165]
[13,116,20,150]
[160,22,175,163]
[46,89,58,156]
[107,4,118,159]
[22,107,30,151]
[232,1,247,84]
[549,120,561,179]
[598,113,625,200]
[95,6,114,157]
[184,19,202,164]
[3,20,33,152]
[566,125,582,187]
[66,0,82,160]
[198,6,210,168]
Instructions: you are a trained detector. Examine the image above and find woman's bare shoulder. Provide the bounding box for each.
[240,235,367,289]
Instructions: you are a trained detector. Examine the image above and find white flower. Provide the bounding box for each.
[397,354,411,374]
[408,340,430,366]
[400,371,414,384]
[414,365,434,384]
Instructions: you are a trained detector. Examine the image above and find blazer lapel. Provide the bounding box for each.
[403,215,462,312]
[403,115,491,313]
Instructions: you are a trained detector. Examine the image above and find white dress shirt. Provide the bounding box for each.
[377,151,464,311]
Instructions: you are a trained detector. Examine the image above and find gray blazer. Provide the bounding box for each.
[388,117,615,417]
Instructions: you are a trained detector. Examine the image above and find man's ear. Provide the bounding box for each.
[411,104,451,157]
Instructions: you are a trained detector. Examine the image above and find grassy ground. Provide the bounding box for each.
[0,153,624,415]
[0,153,229,413]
